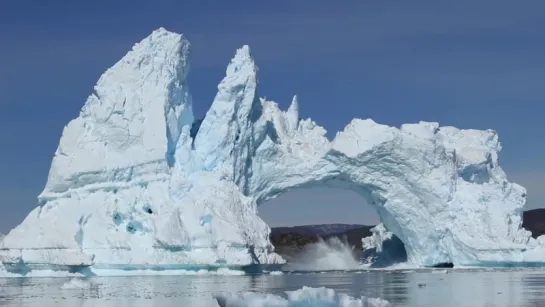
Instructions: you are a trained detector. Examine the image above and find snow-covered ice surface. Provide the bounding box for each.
[1,27,545,276]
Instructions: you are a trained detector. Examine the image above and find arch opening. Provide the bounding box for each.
[257,178,409,269]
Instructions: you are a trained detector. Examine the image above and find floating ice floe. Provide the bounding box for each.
[215,286,390,307]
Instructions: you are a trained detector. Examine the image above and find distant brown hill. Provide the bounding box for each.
[271,224,364,237]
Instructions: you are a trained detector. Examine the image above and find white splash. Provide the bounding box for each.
[283,237,364,271]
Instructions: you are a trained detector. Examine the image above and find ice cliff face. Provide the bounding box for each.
[0,28,542,272]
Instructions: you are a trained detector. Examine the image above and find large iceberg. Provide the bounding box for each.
[1,28,543,274]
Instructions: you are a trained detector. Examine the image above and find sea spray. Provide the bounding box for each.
[282,237,364,271]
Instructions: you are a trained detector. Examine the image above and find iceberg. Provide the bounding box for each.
[60,277,92,290]
[1,27,544,275]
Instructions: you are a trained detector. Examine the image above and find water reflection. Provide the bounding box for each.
[1,269,545,306]
[522,272,545,306]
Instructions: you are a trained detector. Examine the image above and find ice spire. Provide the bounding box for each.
[193,45,263,172]
[285,95,300,132]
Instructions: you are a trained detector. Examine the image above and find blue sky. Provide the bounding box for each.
[0,0,544,232]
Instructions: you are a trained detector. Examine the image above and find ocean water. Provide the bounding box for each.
[2,268,545,306]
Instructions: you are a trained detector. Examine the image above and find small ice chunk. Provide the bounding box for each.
[215,286,390,307]
[61,278,92,290]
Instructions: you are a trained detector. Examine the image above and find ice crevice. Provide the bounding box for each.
[0,27,543,275]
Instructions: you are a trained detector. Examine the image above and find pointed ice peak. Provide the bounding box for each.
[41,28,193,195]
[233,45,252,62]
[92,27,191,98]
[285,95,300,132]
[288,95,299,114]
[152,26,169,34]
[224,45,255,79]
[128,27,189,59]
[194,45,262,172]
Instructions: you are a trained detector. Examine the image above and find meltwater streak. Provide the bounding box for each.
[282,237,365,272]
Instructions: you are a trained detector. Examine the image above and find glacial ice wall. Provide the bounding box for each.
[1,27,543,272]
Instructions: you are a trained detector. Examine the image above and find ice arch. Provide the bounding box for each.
[189,39,530,267]
[0,29,537,273]
[260,184,407,268]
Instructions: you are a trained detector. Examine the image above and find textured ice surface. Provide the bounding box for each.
[361,224,408,268]
[215,286,391,307]
[1,28,544,274]
[362,224,393,253]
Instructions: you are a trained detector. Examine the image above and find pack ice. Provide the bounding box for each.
[1,28,544,274]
